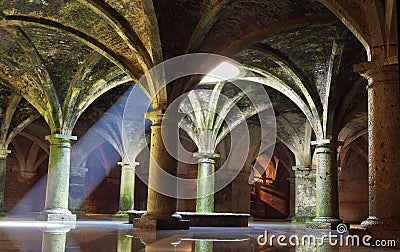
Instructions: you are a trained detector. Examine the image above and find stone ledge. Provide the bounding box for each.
[128,211,250,227]
[128,210,146,223]
[179,212,250,227]
[133,213,190,230]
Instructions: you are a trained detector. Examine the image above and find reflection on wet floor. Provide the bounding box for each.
[0,216,393,251]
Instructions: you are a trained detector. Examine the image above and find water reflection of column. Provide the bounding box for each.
[117,229,132,252]
[295,241,331,252]
[195,240,213,252]
[134,229,179,252]
[117,156,139,215]
[316,241,332,252]
[41,226,72,252]
[69,166,88,215]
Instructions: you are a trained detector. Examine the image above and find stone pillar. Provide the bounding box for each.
[355,60,400,237]
[69,166,88,216]
[37,134,77,222]
[116,156,139,215]
[0,148,11,216]
[134,110,189,229]
[286,175,295,220]
[194,152,219,213]
[291,165,316,223]
[307,140,342,229]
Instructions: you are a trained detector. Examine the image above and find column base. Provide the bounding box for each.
[360,217,400,247]
[36,209,76,222]
[133,213,190,230]
[361,216,400,230]
[71,210,86,218]
[306,217,345,230]
[113,212,129,218]
[290,215,315,223]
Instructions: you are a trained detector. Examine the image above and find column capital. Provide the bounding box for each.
[70,166,89,177]
[118,156,139,169]
[45,134,77,145]
[311,139,342,148]
[118,161,139,170]
[292,165,312,171]
[353,56,398,73]
[354,57,399,88]
[144,109,165,125]
[0,149,11,159]
[193,152,220,163]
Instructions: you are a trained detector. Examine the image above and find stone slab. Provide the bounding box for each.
[179,212,250,227]
[128,211,250,227]
[36,212,77,222]
[133,214,190,230]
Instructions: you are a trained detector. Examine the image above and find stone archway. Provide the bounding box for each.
[250,142,295,219]
[338,136,368,223]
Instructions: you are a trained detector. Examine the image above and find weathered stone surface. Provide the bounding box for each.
[0,0,396,237]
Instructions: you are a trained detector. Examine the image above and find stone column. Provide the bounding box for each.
[286,175,295,220]
[37,134,77,222]
[307,140,342,229]
[355,60,400,236]
[194,152,219,213]
[116,156,139,215]
[291,165,316,223]
[69,166,88,216]
[0,148,11,216]
[134,110,189,229]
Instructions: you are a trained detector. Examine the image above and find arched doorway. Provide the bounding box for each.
[250,142,294,219]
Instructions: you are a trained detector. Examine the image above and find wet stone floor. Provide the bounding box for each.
[0,216,396,251]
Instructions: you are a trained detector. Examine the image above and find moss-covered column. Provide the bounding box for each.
[117,156,139,214]
[37,134,77,222]
[307,140,342,229]
[0,148,11,216]
[134,110,189,229]
[194,152,220,212]
[291,165,316,223]
[356,61,400,235]
[195,240,213,252]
